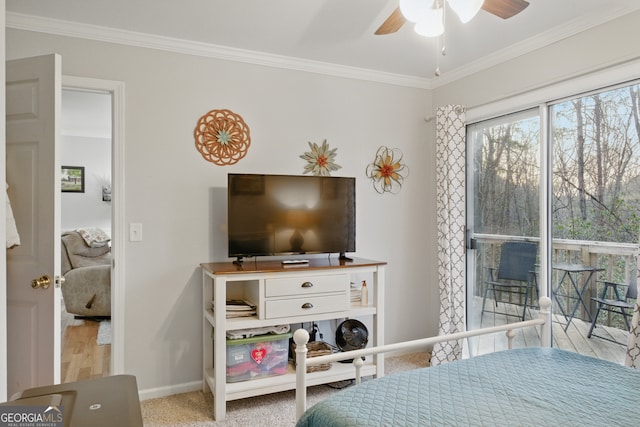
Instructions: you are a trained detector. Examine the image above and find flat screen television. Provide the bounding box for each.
[228,173,355,263]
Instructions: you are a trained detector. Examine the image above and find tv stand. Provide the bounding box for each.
[339,252,353,262]
[199,257,386,421]
[232,257,244,266]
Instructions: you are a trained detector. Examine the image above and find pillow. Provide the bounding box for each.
[62,232,110,258]
[76,228,111,248]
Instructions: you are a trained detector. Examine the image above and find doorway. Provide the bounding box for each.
[59,88,113,382]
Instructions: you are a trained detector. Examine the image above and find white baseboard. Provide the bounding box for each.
[138,380,203,401]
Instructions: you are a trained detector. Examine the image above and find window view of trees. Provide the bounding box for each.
[471,83,640,245]
[552,84,640,244]
[470,112,540,239]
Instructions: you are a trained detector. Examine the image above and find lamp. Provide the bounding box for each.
[284,210,313,253]
[448,0,484,23]
[399,0,485,38]
[399,0,434,23]
[414,7,444,37]
[398,0,486,76]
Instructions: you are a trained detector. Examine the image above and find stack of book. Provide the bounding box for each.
[211,299,257,318]
[350,282,361,304]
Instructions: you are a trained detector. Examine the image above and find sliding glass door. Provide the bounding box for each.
[465,109,542,355]
[549,84,640,351]
[466,81,640,361]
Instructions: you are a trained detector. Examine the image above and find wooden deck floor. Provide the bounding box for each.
[469,300,628,365]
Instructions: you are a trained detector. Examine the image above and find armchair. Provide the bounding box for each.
[60,230,111,317]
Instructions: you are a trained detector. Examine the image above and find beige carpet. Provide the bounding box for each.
[141,352,430,427]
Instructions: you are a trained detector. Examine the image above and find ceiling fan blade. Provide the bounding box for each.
[482,0,530,19]
[375,7,406,35]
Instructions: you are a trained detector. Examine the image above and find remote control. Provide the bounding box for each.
[281,259,309,264]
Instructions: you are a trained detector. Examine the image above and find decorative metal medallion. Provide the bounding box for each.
[300,139,342,176]
[194,109,251,165]
[365,146,409,194]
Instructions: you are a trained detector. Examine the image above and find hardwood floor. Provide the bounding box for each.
[61,310,111,383]
[471,299,628,365]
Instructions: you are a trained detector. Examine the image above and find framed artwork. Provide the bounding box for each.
[61,166,85,193]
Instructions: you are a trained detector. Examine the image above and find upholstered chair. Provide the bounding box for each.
[60,230,111,317]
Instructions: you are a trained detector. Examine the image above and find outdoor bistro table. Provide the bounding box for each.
[552,263,605,331]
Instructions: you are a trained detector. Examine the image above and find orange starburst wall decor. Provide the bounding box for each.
[365,146,409,194]
[194,109,251,165]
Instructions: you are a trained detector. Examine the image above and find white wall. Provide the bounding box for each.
[61,135,112,235]
[6,29,436,394]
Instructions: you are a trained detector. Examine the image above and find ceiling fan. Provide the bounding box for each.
[375,0,530,35]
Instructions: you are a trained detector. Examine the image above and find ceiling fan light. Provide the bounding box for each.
[414,8,444,37]
[399,0,436,23]
[448,0,484,23]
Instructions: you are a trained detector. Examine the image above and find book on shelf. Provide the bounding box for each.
[210,299,257,318]
[350,282,362,302]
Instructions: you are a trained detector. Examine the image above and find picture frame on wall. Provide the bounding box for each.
[61,166,85,193]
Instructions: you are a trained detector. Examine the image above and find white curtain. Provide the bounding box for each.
[431,105,467,366]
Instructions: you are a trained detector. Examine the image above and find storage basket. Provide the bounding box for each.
[292,341,332,373]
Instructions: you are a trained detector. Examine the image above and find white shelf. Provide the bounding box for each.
[205,361,377,401]
[200,258,386,421]
[205,306,377,330]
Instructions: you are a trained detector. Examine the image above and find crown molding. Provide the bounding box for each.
[431,4,640,88]
[6,12,431,90]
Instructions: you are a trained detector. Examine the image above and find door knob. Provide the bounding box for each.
[31,275,51,289]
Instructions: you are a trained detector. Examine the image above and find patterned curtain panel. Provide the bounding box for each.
[431,105,467,366]
[625,261,640,368]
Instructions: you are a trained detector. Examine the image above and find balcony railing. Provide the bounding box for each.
[472,234,638,329]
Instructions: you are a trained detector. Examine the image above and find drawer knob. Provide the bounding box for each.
[301,281,314,288]
[301,302,314,309]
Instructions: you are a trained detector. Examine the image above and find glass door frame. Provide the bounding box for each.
[464,106,552,353]
[464,58,640,354]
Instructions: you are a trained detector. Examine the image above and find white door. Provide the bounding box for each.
[6,54,61,398]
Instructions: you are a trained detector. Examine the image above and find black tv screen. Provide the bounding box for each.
[228,174,355,259]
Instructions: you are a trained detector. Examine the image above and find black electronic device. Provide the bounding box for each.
[228,173,356,264]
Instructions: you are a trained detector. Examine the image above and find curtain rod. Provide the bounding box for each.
[424,105,466,122]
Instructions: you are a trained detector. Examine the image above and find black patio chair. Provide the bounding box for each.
[481,241,538,321]
[587,280,637,343]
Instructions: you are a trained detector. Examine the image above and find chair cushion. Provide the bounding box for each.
[61,231,111,271]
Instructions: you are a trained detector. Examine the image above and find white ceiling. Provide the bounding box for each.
[6,0,640,87]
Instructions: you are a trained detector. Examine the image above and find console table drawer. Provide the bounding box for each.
[265,274,348,297]
[265,294,346,318]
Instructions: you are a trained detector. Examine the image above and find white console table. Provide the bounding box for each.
[200,257,386,421]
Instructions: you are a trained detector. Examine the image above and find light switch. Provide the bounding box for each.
[129,223,143,242]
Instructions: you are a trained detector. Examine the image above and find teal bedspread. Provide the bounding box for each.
[296,347,640,426]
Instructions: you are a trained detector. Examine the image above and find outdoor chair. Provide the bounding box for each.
[587,280,637,343]
[481,241,538,322]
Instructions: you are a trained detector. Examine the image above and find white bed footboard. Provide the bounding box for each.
[294,297,552,420]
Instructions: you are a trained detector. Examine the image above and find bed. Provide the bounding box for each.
[294,298,640,427]
[296,346,640,426]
